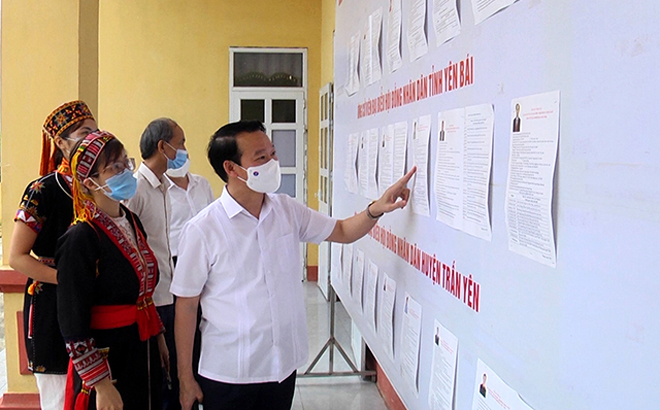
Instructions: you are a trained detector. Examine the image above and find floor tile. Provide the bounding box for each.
[297,282,387,410]
[0,281,388,407]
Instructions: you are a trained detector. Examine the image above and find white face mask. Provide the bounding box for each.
[237,159,281,193]
[165,158,190,178]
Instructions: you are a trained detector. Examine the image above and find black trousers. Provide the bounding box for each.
[157,303,180,410]
[198,371,297,410]
[168,256,204,410]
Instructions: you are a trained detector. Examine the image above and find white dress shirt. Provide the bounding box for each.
[165,173,214,257]
[126,162,174,307]
[170,188,337,383]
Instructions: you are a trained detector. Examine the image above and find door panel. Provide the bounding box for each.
[317,83,333,299]
[231,88,308,279]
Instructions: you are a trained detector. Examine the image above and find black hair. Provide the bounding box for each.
[139,117,178,160]
[69,136,125,178]
[52,120,88,168]
[207,120,266,183]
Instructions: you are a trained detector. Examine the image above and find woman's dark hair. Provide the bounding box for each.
[69,137,125,178]
[208,120,266,182]
[52,120,87,167]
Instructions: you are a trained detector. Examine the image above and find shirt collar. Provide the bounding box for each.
[220,187,273,220]
[165,173,194,191]
[220,187,245,219]
[138,162,168,189]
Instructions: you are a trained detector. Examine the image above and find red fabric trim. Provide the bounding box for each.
[74,393,90,410]
[64,358,93,410]
[89,207,163,340]
[135,297,162,341]
[64,360,75,410]
[90,305,137,329]
[90,300,161,341]
[27,304,34,339]
[14,209,43,234]
[65,339,110,388]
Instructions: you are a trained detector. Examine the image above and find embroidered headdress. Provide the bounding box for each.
[70,131,116,223]
[40,100,95,176]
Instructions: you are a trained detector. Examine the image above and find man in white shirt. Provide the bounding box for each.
[172,121,415,410]
[126,117,188,410]
[165,167,215,261]
[165,162,214,382]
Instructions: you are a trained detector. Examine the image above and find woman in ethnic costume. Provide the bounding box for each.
[56,131,167,409]
[8,101,97,410]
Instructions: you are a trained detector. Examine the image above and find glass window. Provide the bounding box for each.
[272,130,296,167]
[234,52,303,87]
[272,100,296,123]
[240,100,265,122]
[321,95,326,121]
[321,176,327,202]
[276,174,296,197]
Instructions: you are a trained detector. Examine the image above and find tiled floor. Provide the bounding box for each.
[0,283,387,409]
[295,281,388,410]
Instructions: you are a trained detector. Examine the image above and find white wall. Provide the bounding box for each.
[331,1,660,409]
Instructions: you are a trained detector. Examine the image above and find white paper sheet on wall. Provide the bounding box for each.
[367,128,380,199]
[407,0,429,62]
[462,104,494,240]
[435,108,465,229]
[401,293,423,393]
[368,8,383,84]
[344,132,359,194]
[471,359,535,410]
[471,0,517,25]
[386,0,403,72]
[342,243,354,292]
[360,28,371,87]
[347,32,361,95]
[378,272,397,359]
[379,125,395,196]
[411,115,432,217]
[358,131,369,195]
[432,0,461,46]
[428,320,459,410]
[505,90,560,268]
[364,259,379,330]
[352,248,366,309]
[434,104,494,241]
[393,121,408,180]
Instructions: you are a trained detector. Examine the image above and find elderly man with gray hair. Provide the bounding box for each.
[126,117,188,410]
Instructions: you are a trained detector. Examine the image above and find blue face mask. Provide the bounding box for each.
[165,141,188,170]
[93,169,138,201]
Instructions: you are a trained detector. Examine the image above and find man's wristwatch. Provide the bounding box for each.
[366,201,384,220]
